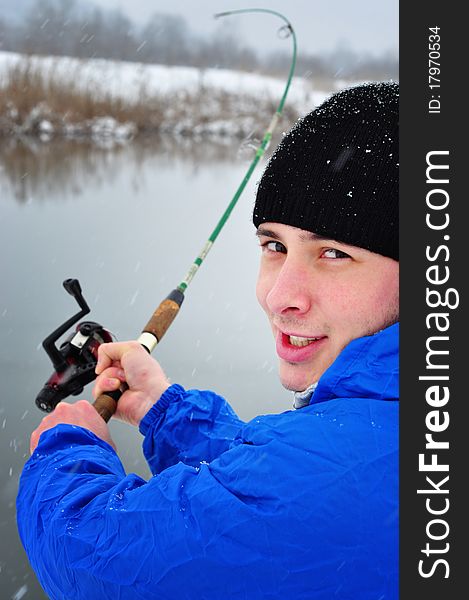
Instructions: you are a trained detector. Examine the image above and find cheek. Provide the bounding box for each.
[346,273,400,331]
[322,282,361,316]
[325,274,399,329]
[368,267,400,312]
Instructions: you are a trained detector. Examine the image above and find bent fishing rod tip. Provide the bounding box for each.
[213,10,293,43]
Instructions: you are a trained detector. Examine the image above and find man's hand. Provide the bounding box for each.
[29,341,170,455]
[93,341,171,427]
[30,400,116,455]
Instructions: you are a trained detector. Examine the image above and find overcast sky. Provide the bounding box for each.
[89,0,398,57]
[0,0,399,58]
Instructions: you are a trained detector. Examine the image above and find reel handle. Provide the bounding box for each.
[92,289,185,423]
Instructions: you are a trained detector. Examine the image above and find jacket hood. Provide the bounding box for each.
[311,323,399,405]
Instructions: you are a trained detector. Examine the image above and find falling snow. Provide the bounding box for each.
[12,585,28,600]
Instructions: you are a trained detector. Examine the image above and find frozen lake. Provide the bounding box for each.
[0,136,292,598]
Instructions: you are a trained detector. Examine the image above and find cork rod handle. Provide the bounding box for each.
[92,289,184,422]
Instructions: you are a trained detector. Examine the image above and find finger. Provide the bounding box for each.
[95,341,139,375]
[53,401,71,415]
[94,366,126,383]
[92,374,123,400]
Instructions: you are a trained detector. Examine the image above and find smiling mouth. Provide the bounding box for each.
[276,332,327,364]
[288,335,323,347]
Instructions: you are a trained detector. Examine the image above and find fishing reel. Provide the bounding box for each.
[35,279,113,413]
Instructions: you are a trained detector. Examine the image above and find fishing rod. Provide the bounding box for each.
[35,8,297,423]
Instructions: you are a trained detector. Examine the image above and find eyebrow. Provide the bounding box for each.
[255,226,337,244]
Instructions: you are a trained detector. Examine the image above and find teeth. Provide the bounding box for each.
[289,335,319,347]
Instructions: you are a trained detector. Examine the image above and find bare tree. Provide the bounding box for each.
[1,0,397,81]
[138,13,192,65]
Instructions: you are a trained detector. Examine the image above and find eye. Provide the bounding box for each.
[262,241,287,254]
[322,248,351,259]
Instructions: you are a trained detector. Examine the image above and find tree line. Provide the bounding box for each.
[0,0,397,82]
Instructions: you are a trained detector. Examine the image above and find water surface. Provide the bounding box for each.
[0,136,292,598]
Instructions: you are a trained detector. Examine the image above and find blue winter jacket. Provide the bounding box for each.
[17,323,399,600]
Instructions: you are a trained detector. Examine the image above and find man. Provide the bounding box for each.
[18,81,399,599]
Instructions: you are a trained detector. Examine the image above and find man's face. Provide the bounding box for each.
[256,222,399,392]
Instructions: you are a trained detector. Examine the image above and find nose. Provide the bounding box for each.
[265,257,312,316]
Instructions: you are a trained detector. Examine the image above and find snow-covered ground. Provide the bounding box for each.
[0,50,332,107]
[0,50,348,140]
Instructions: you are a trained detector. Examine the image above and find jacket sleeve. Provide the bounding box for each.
[17,397,398,600]
[138,384,245,474]
[17,421,287,600]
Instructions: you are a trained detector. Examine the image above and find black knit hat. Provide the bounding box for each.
[253,81,399,260]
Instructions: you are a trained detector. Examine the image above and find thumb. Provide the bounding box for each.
[95,341,144,375]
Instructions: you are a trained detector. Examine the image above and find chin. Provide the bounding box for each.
[278,364,315,393]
